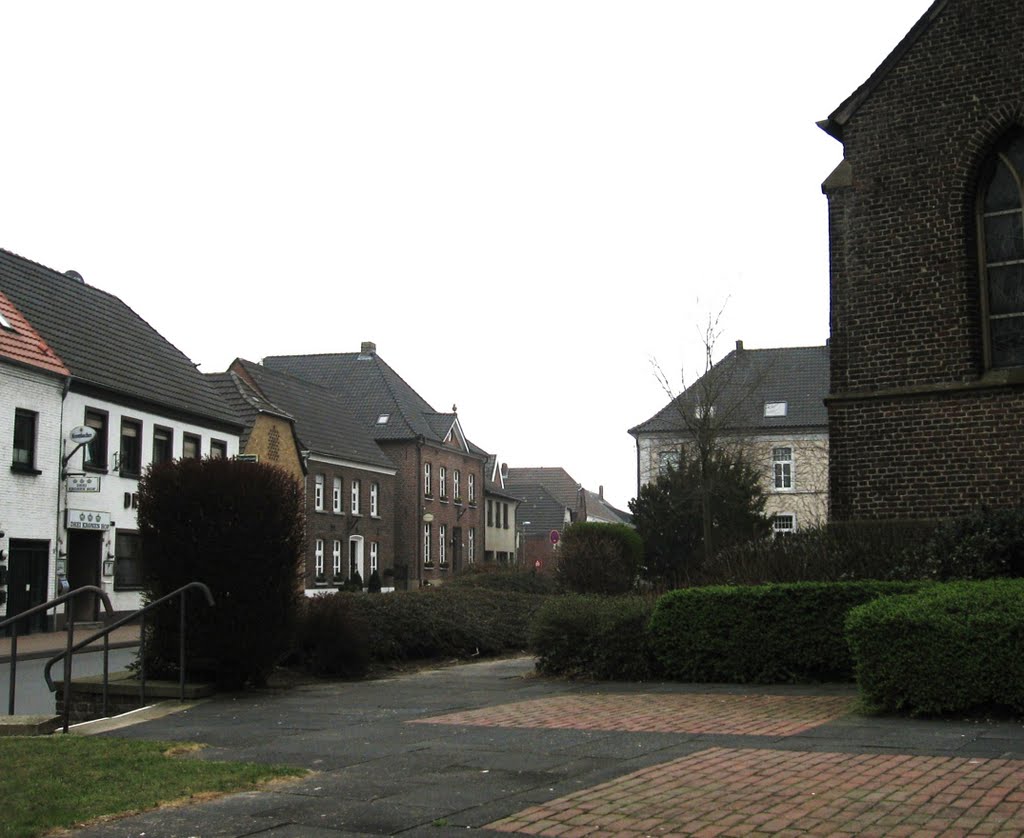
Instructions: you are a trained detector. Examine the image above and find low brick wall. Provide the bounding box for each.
[54,671,214,723]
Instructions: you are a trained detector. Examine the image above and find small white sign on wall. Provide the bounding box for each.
[66,509,111,530]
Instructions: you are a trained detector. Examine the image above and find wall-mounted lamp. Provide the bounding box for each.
[103,559,115,577]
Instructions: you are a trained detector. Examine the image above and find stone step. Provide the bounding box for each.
[0,714,62,736]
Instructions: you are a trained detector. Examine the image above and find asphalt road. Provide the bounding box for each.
[1,648,137,716]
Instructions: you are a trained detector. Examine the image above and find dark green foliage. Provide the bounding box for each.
[367,569,383,593]
[137,458,304,689]
[448,564,559,594]
[339,570,364,593]
[299,593,371,676]
[629,449,770,589]
[918,508,1024,580]
[705,519,940,585]
[295,587,547,672]
[555,522,644,595]
[648,581,922,683]
[846,579,1024,715]
[529,595,656,680]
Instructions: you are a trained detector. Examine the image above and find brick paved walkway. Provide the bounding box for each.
[413,692,856,737]
[486,746,1024,837]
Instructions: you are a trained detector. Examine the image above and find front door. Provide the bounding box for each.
[6,540,49,634]
[67,530,102,621]
[451,527,462,573]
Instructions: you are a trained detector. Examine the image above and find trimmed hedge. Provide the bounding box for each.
[649,581,923,683]
[297,587,547,676]
[529,595,656,680]
[556,522,644,595]
[447,565,558,595]
[846,579,1024,715]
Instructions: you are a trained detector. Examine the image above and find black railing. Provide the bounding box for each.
[44,582,215,733]
[0,585,114,718]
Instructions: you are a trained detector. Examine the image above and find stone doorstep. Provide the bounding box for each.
[54,670,216,701]
[0,715,62,736]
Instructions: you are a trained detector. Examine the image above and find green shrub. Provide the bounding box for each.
[367,569,383,593]
[529,595,656,680]
[137,458,304,689]
[299,593,371,677]
[294,587,547,671]
[556,522,644,595]
[448,564,558,594]
[846,579,1024,715]
[919,508,1024,580]
[705,520,939,585]
[649,581,922,683]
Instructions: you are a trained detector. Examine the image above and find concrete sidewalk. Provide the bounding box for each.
[63,655,1024,837]
[0,624,140,664]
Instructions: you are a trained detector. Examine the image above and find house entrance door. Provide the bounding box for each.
[67,530,102,621]
[6,540,49,634]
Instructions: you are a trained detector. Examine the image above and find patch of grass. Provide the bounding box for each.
[0,736,305,838]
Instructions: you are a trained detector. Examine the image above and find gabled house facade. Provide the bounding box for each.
[629,343,830,533]
[820,0,1024,519]
[0,290,69,630]
[215,360,399,593]
[263,342,487,588]
[483,457,521,563]
[1,248,242,624]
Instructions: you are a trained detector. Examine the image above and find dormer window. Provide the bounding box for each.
[764,401,788,418]
[0,310,13,331]
[377,414,390,424]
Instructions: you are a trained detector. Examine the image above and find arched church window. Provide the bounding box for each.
[979,131,1024,368]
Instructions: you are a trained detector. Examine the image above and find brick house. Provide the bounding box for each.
[629,343,829,533]
[263,343,487,588]
[820,0,1024,519]
[0,248,242,624]
[212,360,399,592]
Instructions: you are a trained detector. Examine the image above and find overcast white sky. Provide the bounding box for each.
[1,1,928,510]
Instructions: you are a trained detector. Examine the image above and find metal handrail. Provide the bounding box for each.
[44,581,214,733]
[0,585,114,718]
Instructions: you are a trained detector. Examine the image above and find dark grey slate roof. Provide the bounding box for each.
[263,348,488,456]
[584,489,633,526]
[629,345,829,436]
[205,371,294,452]
[0,247,240,429]
[505,467,581,510]
[508,484,571,537]
[232,359,395,471]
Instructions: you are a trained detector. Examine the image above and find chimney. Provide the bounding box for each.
[736,339,744,351]
[599,485,604,500]
[360,341,376,355]
[500,462,508,479]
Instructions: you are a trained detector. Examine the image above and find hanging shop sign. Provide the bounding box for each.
[67,475,101,492]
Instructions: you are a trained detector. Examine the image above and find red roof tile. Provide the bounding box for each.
[0,289,69,377]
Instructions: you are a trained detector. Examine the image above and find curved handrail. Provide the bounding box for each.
[44,581,214,692]
[0,585,113,631]
[2,585,114,717]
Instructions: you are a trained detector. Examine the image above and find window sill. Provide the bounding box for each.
[370,514,381,520]
[83,465,109,475]
[423,562,434,569]
[119,471,141,481]
[10,464,42,476]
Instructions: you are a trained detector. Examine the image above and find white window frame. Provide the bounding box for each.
[351,478,361,514]
[453,469,461,500]
[772,513,797,535]
[370,541,379,573]
[439,523,447,566]
[314,474,325,511]
[424,462,432,497]
[332,540,342,576]
[468,473,475,503]
[370,482,379,517]
[439,466,447,498]
[772,447,794,491]
[468,527,475,563]
[332,477,342,514]
[314,539,325,578]
[764,401,788,418]
[423,523,432,565]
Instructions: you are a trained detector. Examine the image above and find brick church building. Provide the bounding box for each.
[821,0,1024,519]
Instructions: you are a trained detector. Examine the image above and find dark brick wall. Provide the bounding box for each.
[825,0,1024,519]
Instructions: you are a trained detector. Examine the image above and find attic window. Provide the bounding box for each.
[377,414,390,425]
[764,401,788,418]
[0,311,12,331]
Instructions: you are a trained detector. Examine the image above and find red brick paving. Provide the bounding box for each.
[412,693,856,737]
[486,747,1024,836]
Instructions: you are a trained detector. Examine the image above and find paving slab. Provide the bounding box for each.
[55,655,1024,837]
